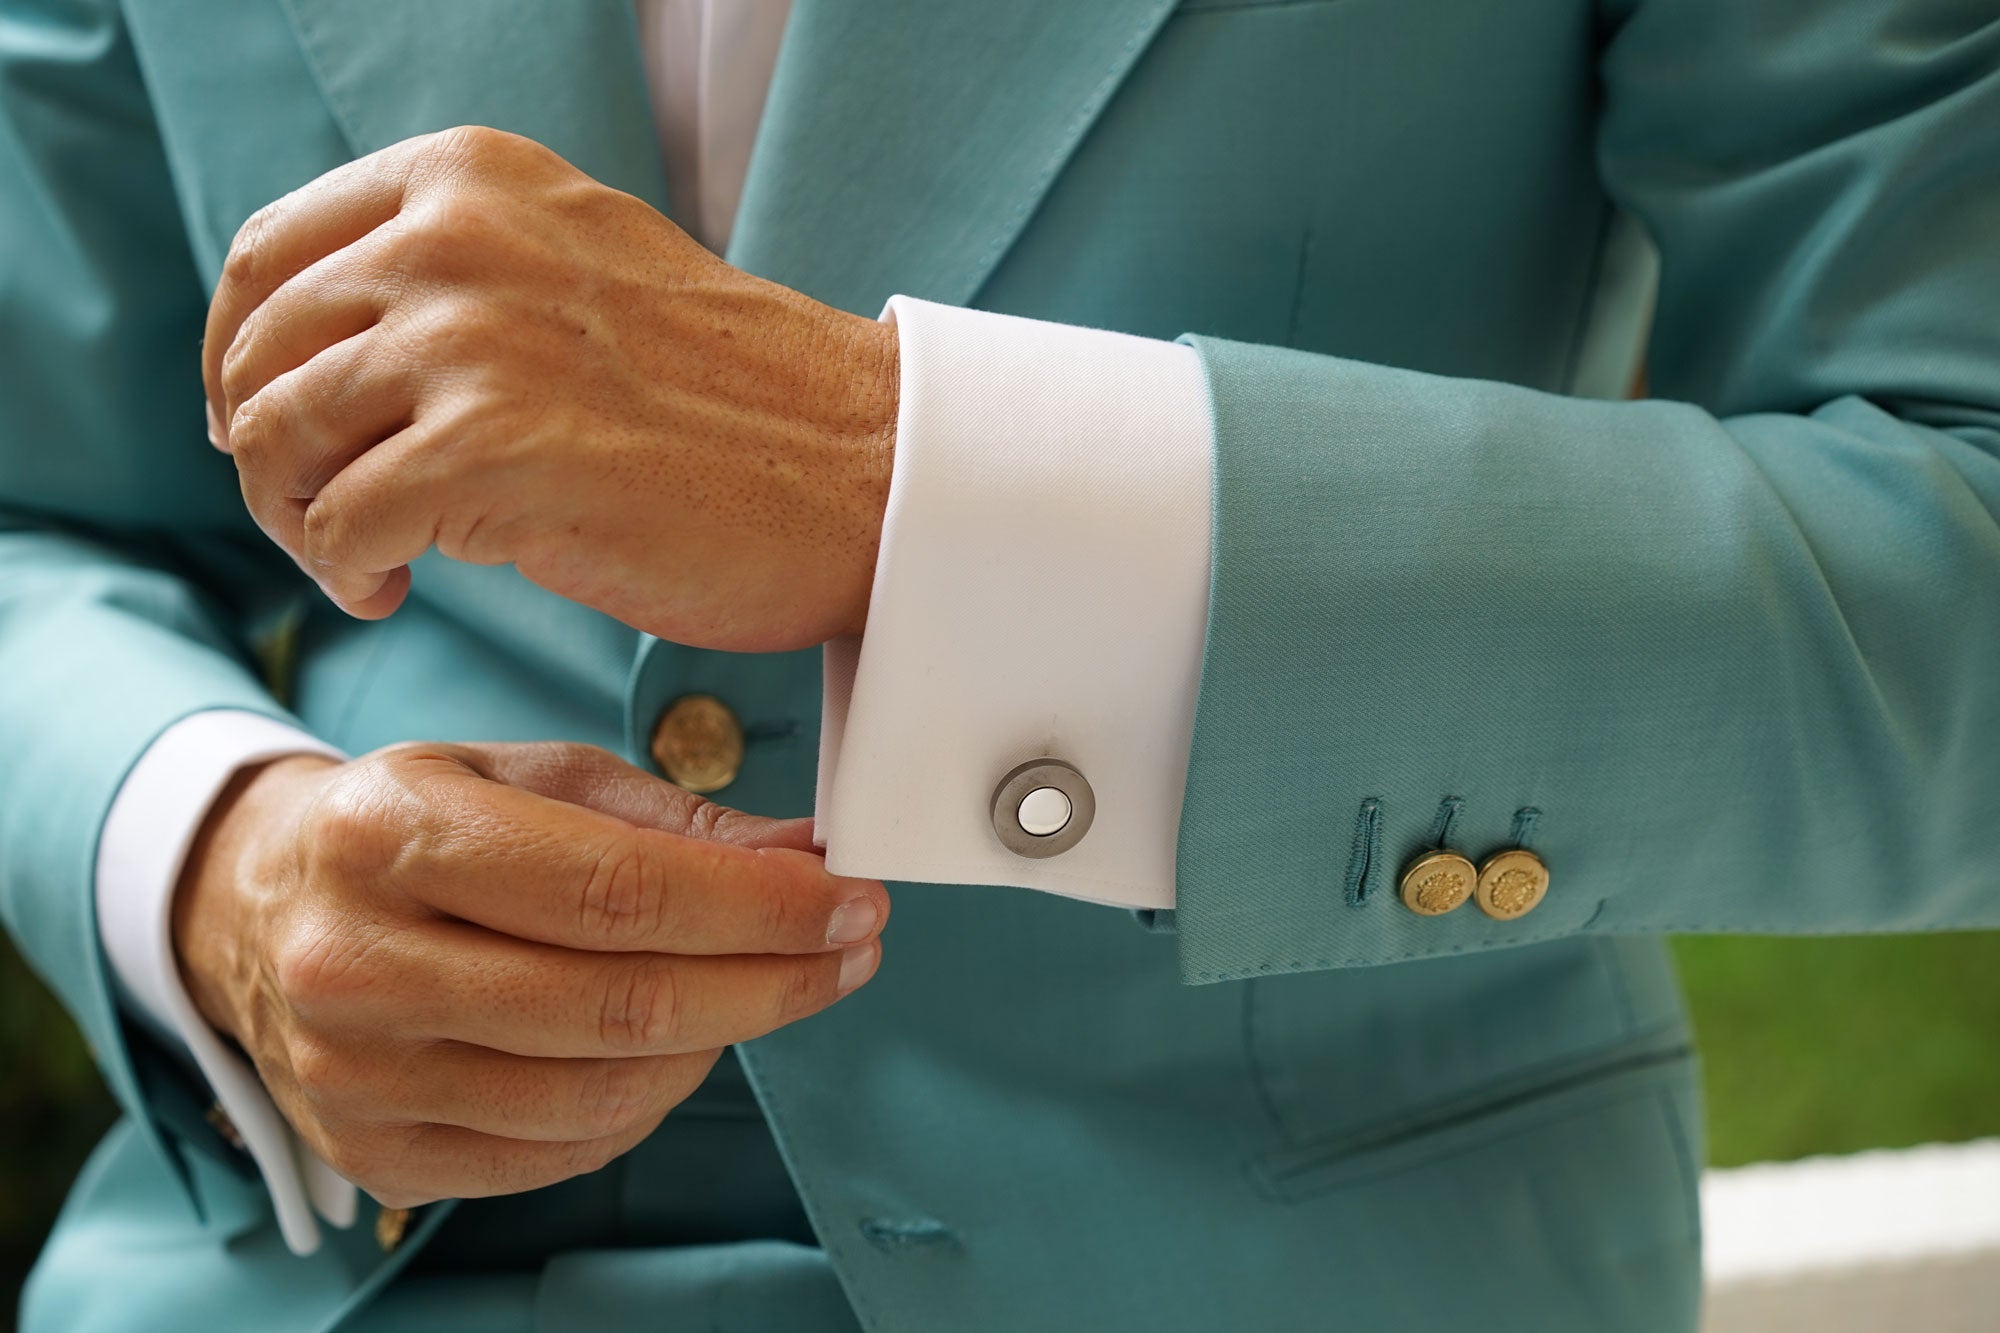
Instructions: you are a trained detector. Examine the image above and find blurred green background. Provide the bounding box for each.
[6,930,1999,1327]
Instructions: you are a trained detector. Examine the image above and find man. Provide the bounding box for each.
[3,0,1996,1329]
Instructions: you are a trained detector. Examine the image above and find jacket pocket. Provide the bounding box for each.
[1246,1039,1697,1205]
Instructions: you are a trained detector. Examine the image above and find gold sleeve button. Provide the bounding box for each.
[1475,848,1549,921]
[650,693,744,794]
[1399,849,1475,916]
[375,1206,413,1253]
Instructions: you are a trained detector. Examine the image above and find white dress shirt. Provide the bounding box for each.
[96,0,1212,1255]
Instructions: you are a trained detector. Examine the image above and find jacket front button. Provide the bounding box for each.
[1476,848,1549,920]
[651,693,744,794]
[1399,849,1475,916]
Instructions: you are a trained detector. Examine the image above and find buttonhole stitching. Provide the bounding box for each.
[1426,795,1465,850]
[1343,798,1382,907]
[858,1217,959,1250]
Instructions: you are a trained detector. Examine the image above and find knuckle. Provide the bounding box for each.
[419,193,488,249]
[777,955,837,1023]
[286,1036,350,1106]
[271,918,386,1014]
[596,959,679,1054]
[224,389,288,464]
[300,489,358,570]
[303,779,398,882]
[319,1130,393,1191]
[217,337,264,413]
[429,123,507,165]
[681,799,726,842]
[558,1134,625,1182]
[576,1060,654,1138]
[578,844,666,947]
[221,206,276,292]
[397,295,489,366]
[755,876,802,948]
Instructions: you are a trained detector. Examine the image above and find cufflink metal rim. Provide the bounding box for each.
[991,758,1095,858]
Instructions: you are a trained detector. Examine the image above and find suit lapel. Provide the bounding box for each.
[282,0,1180,315]
[278,0,670,211]
[725,0,1180,312]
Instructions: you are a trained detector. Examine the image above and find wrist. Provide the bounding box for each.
[172,753,340,1041]
[831,308,898,638]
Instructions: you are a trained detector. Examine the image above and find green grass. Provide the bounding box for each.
[1674,932,2000,1167]
[3,932,1998,1324]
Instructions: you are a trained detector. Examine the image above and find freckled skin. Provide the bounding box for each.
[204,124,899,653]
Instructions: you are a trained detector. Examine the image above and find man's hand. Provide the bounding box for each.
[202,126,899,652]
[173,740,888,1209]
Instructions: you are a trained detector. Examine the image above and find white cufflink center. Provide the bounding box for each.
[991,759,1095,858]
[1017,787,1073,837]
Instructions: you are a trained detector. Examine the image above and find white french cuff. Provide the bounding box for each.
[96,709,356,1256]
[815,296,1215,910]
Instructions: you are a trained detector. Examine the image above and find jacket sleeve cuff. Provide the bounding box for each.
[95,708,356,1255]
[815,296,1215,910]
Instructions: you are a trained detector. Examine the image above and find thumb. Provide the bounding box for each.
[458,741,808,850]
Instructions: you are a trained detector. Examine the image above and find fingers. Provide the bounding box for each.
[294,422,450,615]
[215,227,404,438]
[230,327,417,526]
[462,742,818,851]
[307,1040,716,1143]
[386,923,880,1058]
[380,746,890,957]
[204,137,439,434]
[342,1119,668,1210]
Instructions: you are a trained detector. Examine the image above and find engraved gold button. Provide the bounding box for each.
[650,694,744,794]
[1399,849,1475,916]
[375,1206,412,1253]
[1476,848,1549,921]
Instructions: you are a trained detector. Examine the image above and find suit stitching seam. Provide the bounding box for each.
[1190,900,1607,981]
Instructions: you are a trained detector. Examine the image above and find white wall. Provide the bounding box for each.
[1702,1139,2000,1332]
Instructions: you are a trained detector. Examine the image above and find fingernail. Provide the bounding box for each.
[826,897,880,945]
[206,401,226,450]
[837,941,879,994]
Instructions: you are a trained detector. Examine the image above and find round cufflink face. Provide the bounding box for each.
[991,759,1095,858]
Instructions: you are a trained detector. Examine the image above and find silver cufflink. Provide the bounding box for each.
[991,758,1094,858]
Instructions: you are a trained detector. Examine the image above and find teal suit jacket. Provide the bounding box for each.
[5,0,1997,1329]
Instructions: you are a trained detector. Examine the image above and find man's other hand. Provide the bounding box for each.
[202,125,899,652]
[172,741,888,1209]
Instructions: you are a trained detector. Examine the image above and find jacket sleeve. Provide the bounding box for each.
[0,0,310,1195]
[1167,0,2000,982]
